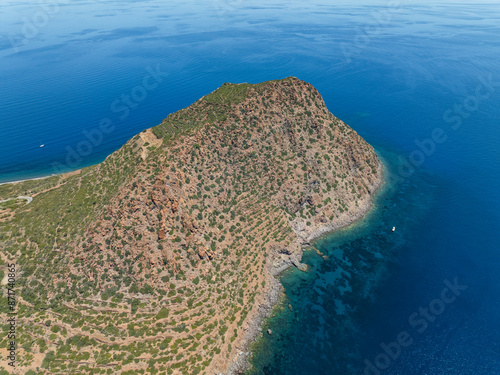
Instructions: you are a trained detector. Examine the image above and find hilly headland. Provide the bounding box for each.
[0,77,382,374]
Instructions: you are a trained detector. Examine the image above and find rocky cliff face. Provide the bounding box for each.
[0,77,381,374]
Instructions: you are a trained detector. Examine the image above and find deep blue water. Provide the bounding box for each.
[1,1,499,374]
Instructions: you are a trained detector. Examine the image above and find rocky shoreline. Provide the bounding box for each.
[298,161,384,246]
[225,267,284,375]
[225,161,384,374]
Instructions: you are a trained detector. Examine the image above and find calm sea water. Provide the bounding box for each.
[1,1,499,374]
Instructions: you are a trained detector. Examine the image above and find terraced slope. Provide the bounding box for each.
[0,77,381,375]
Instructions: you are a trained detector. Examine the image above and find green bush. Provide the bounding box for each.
[156,307,169,320]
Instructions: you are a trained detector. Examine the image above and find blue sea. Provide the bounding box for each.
[1,1,499,374]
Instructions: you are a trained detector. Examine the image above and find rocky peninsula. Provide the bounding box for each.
[0,77,381,374]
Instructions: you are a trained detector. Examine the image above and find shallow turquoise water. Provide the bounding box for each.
[1,1,499,374]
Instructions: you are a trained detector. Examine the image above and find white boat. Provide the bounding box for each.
[40,144,44,148]
[392,226,396,232]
